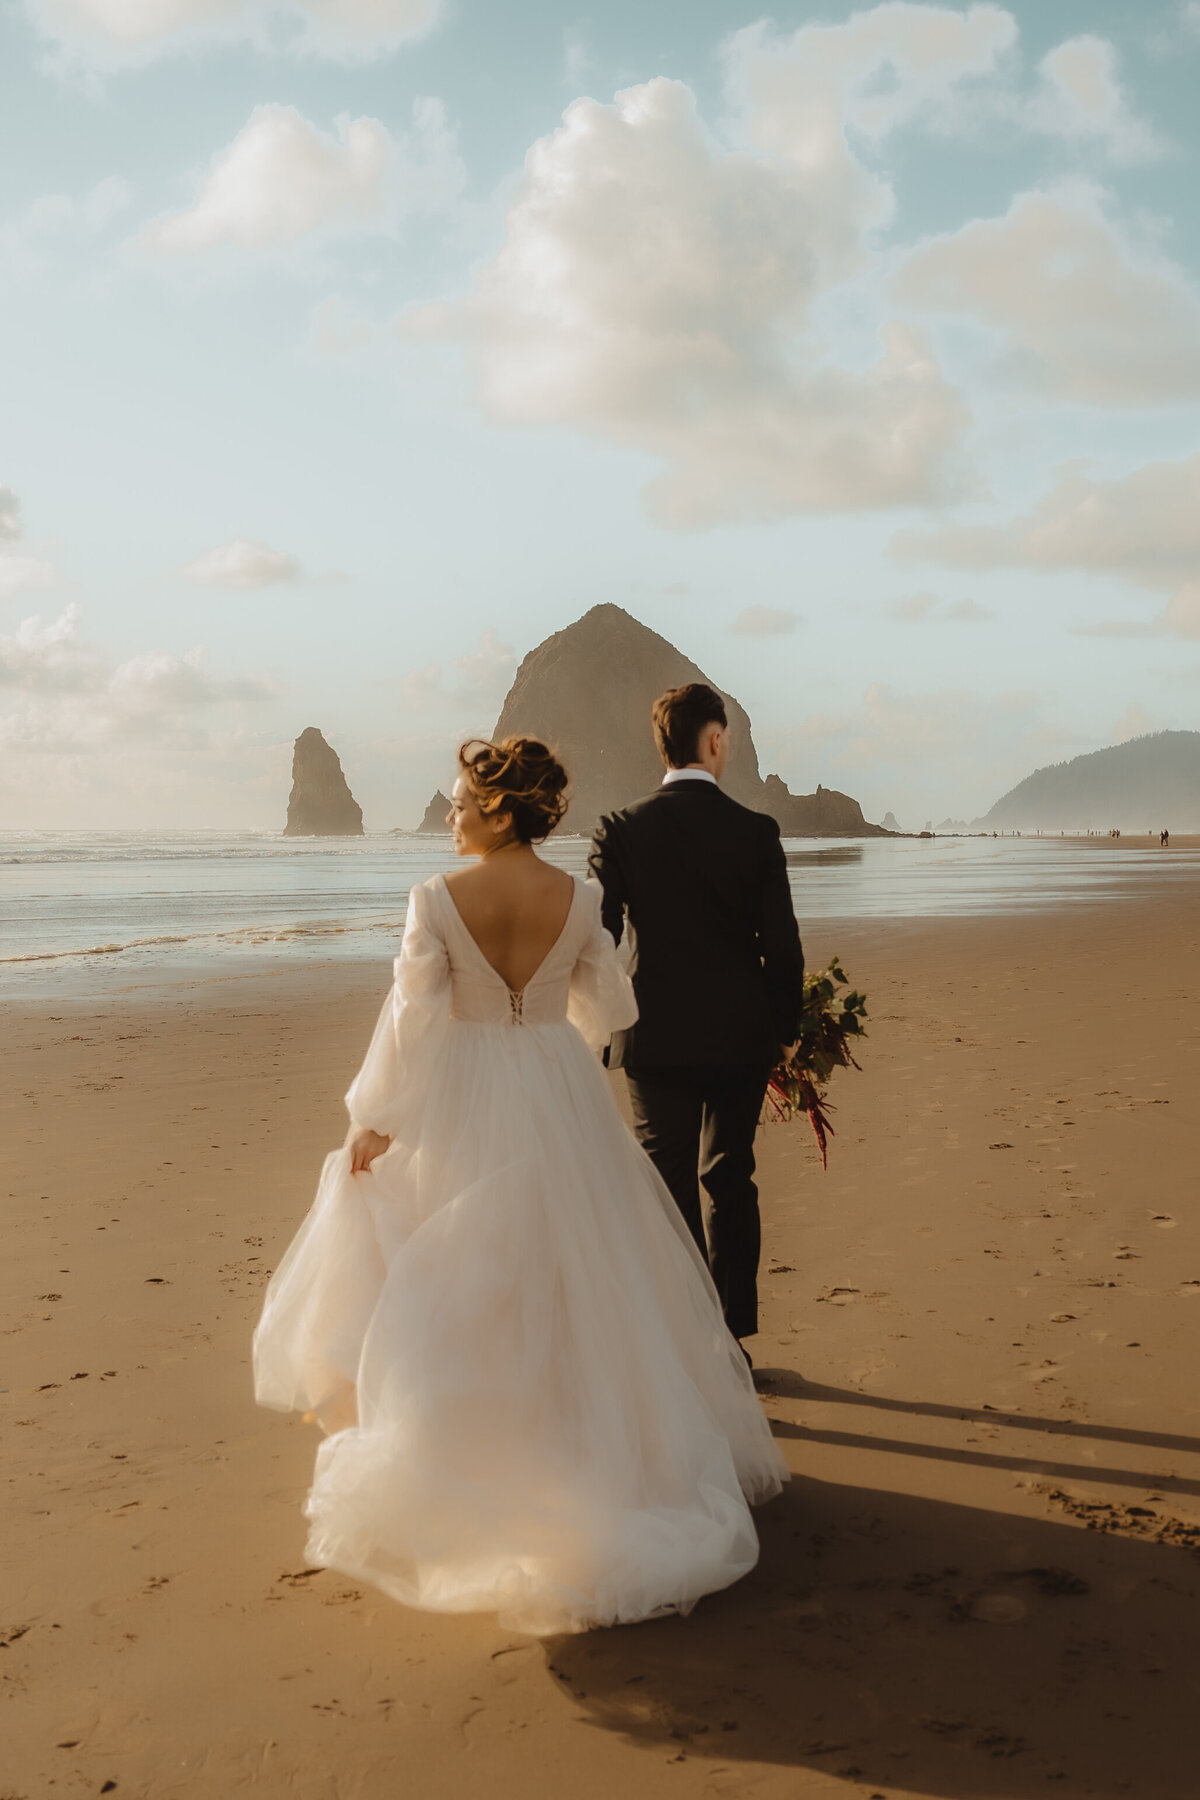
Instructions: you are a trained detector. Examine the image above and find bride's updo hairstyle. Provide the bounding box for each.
[458,736,569,843]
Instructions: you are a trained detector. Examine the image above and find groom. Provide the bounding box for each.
[588,683,806,1354]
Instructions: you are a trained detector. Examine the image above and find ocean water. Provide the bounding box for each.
[2,828,1196,1000]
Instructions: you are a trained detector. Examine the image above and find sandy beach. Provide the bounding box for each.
[4,879,1199,1800]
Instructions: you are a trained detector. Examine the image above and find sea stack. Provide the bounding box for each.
[417,790,452,833]
[284,728,364,837]
[415,603,888,837]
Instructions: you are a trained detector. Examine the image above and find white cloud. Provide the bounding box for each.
[723,14,1159,233]
[724,5,1018,272]
[142,98,462,255]
[144,107,390,253]
[1076,585,1200,642]
[895,186,1200,405]
[0,486,58,598]
[897,453,1200,582]
[886,590,994,621]
[0,605,274,761]
[25,0,442,70]
[562,25,592,90]
[109,645,270,710]
[896,453,1200,640]
[1024,36,1163,164]
[888,590,937,620]
[400,11,1166,525]
[1157,587,1200,637]
[284,0,439,59]
[401,629,515,711]
[406,76,968,528]
[0,559,57,602]
[0,605,101,691]
[182,537,301,587]
[730,605,798,636]
[0,487,22,540]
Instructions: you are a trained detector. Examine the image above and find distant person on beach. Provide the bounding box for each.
[1162,828,1170,846]
[253,735,785,1635]
[589,683,808,1359]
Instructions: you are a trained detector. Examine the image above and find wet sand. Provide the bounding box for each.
[3,884,1199,1799]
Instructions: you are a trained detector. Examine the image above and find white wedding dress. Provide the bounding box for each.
[253,873,787,1635]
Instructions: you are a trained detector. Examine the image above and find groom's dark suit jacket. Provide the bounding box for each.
[588,780,806,1070]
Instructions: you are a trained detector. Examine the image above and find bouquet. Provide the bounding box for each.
[763,958,868,1167]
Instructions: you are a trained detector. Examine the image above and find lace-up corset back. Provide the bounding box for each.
[438,874,582,1027]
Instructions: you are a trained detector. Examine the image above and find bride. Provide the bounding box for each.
[253,736,787,1635]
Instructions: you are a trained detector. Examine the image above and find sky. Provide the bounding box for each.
[2,0,1200,831]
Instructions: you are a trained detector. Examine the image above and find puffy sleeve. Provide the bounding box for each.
[567,879,639,1055]
[344,879,451,1144]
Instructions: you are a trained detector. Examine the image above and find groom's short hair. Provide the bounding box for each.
[652,683,728,768]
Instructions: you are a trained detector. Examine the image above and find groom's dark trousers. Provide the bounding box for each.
[589,779,805,1340]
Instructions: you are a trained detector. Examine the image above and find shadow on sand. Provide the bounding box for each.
[545,1386,1200,1797]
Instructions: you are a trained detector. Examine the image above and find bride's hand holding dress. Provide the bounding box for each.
[345,1126,391,1174]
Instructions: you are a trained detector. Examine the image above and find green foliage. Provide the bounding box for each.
[795,957,868,1083]
[763,959,869,1166]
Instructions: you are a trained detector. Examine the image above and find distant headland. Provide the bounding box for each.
[975,731,1200,833]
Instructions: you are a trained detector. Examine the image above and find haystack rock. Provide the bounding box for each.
[416,604,887,838]
[284,727,364,837]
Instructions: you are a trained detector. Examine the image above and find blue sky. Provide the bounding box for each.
[2,0,1199,829]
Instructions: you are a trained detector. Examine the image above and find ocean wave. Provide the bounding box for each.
[0,832,455,866]
[0,916,406,966]
[2,933,195,964]
[0,829,590,866]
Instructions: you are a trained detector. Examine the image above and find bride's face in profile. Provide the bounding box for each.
[448,776,514,858]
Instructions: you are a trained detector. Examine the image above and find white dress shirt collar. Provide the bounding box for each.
[661,768,718,787]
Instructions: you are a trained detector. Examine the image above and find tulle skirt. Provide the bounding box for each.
[253,1019,787,1634]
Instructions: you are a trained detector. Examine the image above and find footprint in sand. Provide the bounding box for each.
[972,1593,1028,1624]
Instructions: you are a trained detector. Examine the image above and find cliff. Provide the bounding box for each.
[416,604,888,837]
[283,728,364,837]
[978,731,1200,831]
